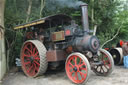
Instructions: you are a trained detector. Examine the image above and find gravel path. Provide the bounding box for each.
[2,66,128,85]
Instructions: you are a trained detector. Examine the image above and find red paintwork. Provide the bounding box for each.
[65,55,87,84]
[65,30,71,36]
[21,42,40,77]
[120,40,124,47]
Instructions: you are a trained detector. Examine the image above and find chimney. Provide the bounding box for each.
[81,4,89,32]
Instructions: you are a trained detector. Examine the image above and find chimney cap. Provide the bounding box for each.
[80,3,88,6]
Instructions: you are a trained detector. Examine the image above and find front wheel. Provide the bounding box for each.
[92,48,114,76]
[65,52,91,84]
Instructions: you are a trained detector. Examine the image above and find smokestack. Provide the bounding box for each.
[81,3,89,32]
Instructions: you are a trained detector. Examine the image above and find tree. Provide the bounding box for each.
[85,0,120,48]
[26,0,32,22]
[4,0,47,69]
[0,0,6,80]
[39,0,45,18]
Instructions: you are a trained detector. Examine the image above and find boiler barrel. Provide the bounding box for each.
[73,35,100,53]
[109,48,123,65]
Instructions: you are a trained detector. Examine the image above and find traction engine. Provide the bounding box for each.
[14,3,114,84]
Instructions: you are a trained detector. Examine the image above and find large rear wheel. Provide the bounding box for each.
[92,49,114,76]
[20,40,48,77]
[65,52,90,84]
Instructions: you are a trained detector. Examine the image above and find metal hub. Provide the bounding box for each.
[113,55,116,58]
[73,66,78,72]
[94,41,98,47]
[30,56,34,63]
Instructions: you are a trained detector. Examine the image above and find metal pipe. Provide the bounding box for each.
[81,4,89,32]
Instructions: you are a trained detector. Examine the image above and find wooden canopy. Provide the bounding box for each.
[14,14,72,30]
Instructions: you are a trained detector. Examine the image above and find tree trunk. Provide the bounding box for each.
[39,0,45,18]
[26,0,32,23]
[0,0,6,81]
[93,24,97,36]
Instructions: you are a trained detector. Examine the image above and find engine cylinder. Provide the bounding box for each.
[73,34,100,53]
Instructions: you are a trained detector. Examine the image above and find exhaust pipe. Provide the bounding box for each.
[80,4,89,32]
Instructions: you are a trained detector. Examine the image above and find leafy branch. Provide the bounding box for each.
[100,22,124,48]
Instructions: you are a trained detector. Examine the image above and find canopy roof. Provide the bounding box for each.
[14,14,72,30]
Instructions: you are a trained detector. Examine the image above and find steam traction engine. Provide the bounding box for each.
[14,4,114,84]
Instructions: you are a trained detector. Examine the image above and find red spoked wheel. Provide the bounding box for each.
[93,49,114,76]
[21,40,48,77]
[65,53,90,84]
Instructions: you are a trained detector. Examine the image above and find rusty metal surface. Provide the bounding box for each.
[73,34,99,53]
[46,50,67,62]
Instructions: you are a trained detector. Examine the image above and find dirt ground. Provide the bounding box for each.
[2,66,128,85]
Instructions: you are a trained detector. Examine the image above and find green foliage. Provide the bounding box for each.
[114,10,128,41]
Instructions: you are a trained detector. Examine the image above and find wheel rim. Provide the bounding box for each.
[66,55,88,84]
[94,51,112,75]
[21,42,40,77]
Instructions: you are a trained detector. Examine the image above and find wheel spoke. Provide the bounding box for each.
[101,66,105,73]
[27,64,33,73]
[106,63,111,68]
[36,66,39,71]
[32,63,36,75]
[26,58,30,61]
[75,72,78,80]
[24,61,31,65]
[26,51,31,56]
[70,70,75,75]
[24,53,30,57]
[104,60,109,64]
[34,60,40,66]
[25,47,32,54]
[79,71,84,79]
[99,66,102,73]
[79,71,87,78]
[29,43,33,50]
[69,66,73,70]
[34,62,39,71]
[32,68,36,75]
[69,62,74,68]
[70,57,75,64]
[79,72,84,79]
[75,56,77,65]
[104,64,109,69]
[81,68,87,71]
[79,59,81,65]
[33,47,36,55]
[34,51,39,56]
[79,63,84,68]
[34,57,40,60]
